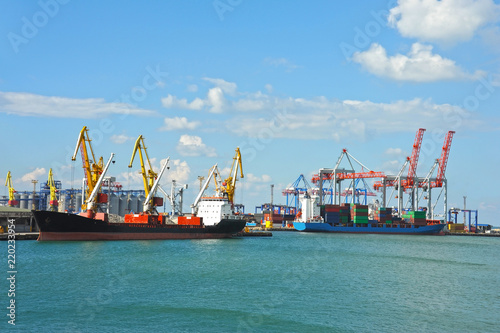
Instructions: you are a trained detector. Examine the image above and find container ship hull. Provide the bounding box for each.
[293,221,446,235]
[33,210,246,241]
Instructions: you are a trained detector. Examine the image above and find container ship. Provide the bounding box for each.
[34,128,246,241]
[292,197,446,235]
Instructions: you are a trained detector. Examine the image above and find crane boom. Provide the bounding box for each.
[4,171,18,207]
[128,135,158,200]
[223,147,244,204]
[48,168,58,211]
[406,128,426,187]
[128,135,169,214]
[192,164,218,213]
[85,153,115,212]
[435,131,455,187]
[72,126,104,209]
[143,157,170,212]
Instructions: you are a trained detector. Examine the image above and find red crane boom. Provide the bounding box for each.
[434,131,455,187]
[406,128,426,187]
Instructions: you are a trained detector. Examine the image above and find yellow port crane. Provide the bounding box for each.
[4,171,18,207]
[72,126,115,213]
[128,135,170,214]
[222,147,243,204]
[47,168,58,211]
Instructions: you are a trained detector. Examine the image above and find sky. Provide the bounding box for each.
[1,0,499,225]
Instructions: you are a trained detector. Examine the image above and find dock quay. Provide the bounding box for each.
[0,232,39,240]
[446,232,500,237]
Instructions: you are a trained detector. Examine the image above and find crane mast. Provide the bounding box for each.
[47,168,58,211]
[128,135,168,214]
[72,126,106,211]
[222,147,244,204]
[4,171,18,207]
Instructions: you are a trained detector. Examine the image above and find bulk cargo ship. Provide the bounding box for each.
[292,196,446,235]
[34,128,246,241]
[33,209,246,241]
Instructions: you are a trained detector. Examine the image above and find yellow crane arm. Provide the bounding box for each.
[48,168,57,202]
[71,126,105,211]
[224,147,244,203]
[5,171,15,201]
[128,135,158,203]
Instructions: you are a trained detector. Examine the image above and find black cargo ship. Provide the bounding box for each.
[33,210,246,241]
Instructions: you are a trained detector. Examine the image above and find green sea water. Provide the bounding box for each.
[2,232,499,332]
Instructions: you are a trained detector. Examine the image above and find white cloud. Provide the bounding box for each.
[0,92,157,118]
[245,173,272,183]
[202,78,237,95]
[110,134,134,144]
[161,94,204,110]
[161,77,480,141]
[225,97,477,141]
[20,167,46,182]
[187,84,198,92]
[388,0,500,45]
[263,57,299,72]
[160,117,201,131]
[176,135,217,157]
[385,148,406,156]
[352,43,482,82]
[162,78,236,114]
[164,159,190,185]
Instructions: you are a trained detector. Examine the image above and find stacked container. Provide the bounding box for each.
[323,205,350,224]
[403,211,427,226]
[374,207,392,223]
[351,204,369,224]
[324,205,341,224]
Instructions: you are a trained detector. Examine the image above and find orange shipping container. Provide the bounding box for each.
[124,214,149,224]
[178,216,202,226]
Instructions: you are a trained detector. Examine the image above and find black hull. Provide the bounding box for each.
[33,210,246,241]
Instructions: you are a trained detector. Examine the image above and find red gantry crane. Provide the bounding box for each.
[312,149,385,205]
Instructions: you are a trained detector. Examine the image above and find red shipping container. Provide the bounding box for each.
[97,193,108,203]
[124,214,149,223]
[178,216,202,226]
[153,197,163,206]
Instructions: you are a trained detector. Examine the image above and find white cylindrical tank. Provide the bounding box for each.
[137,194,146,213]
[75,193,83,212]
[108,193,119,215]
[20,193,29,209]
[28,194,39,210]
[14,194,21,208]
[119,194,128,216]
[128,194,138,214]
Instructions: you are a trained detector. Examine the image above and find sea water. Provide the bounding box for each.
[1,232,499,332]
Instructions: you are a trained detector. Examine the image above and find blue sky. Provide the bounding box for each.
[1,0,499,225]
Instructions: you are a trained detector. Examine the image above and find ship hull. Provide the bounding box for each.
[33,210,246,241]
[293,221,446,235]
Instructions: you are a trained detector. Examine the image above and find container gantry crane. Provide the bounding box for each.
[312,149,385,205]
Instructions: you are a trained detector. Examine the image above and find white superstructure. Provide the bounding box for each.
[299,195,321,222]
[196,197,236,226]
